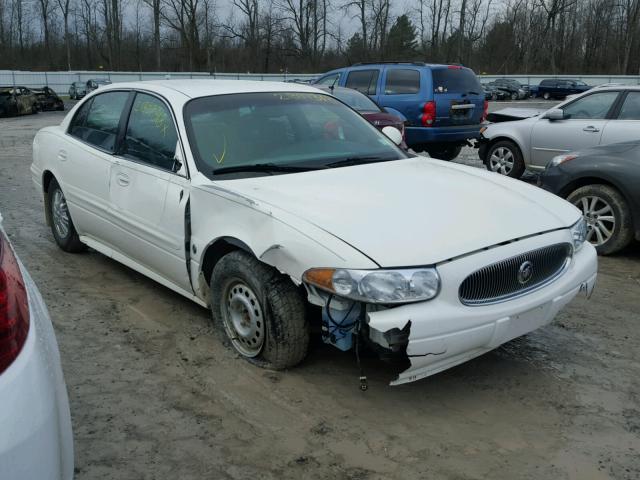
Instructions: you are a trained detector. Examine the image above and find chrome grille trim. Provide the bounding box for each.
[459,243,572,306]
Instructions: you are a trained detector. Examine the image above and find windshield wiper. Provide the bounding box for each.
[326,156,391,168]
[212,163,321,176]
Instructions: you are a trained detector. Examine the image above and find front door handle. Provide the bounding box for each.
[116,173,130,186]
[57,149,67,161]
[583,126,600,133]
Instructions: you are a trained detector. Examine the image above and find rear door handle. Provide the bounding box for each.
[116,173,130,186]
[583,126,600,133]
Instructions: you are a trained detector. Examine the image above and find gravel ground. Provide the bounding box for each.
[1,102,639,480]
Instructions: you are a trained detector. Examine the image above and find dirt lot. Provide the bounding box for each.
[1,106,639,480]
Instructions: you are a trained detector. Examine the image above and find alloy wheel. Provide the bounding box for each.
[489,147,514,175]
[52,189,71,239]
[573,195,615,246]
[222,280,265,357]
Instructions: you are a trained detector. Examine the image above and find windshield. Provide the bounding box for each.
[432,68,481,94]
[332,88,381,112]
[184,92,406,178]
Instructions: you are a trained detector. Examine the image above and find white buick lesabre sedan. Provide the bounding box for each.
[31,80,597,385]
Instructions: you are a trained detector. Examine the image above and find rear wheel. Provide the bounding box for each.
[485,140,525,178]
[210,250,310,369]
[567,184,633,255]
[510,92,518,100]
[425,145,462,161]
[48,179,85,252]
[543,92,551,100]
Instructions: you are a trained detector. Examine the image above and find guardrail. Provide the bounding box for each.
[2,70,640,96]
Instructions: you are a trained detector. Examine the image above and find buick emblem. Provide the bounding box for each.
[518,261,533,285]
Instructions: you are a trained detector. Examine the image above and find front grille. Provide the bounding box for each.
[459,243,572,306]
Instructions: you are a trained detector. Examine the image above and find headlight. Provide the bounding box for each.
[549,154,577,167]
[303,267,440,304]
[571,217,587,252]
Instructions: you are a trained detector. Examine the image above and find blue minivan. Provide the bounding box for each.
[314,62,487,160]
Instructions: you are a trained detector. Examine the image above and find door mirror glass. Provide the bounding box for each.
[382,126,403,146]
[543,109,567,121]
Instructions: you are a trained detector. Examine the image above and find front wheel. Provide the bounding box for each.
[567,184,633,255]
[543,92,551,100]
[210,250,310,369]
[48,179,85,252]
[485,140,525,178]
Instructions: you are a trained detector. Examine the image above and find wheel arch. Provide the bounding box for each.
[200,236,255,288]
[42,170,56,226]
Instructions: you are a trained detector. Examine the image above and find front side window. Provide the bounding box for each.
[345,70,379,95]
[75,91,129,152]
[384,69,420,95]
[316,73,341,86]
[122,93,178,170]
[617,92,640,120]
[184,92,405,178]
[563,92,619,120]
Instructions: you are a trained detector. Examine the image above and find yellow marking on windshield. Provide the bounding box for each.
[213,135,227,164]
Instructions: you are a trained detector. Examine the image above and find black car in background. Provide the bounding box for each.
[537,79,591,100]
[488,79,529,100]
[482,84,510,101]
[540,141,640,255]
[32,87,64,111]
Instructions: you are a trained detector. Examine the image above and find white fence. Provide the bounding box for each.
[2,70,640,96]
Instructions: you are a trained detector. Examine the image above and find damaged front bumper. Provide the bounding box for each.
[366,230,598,386]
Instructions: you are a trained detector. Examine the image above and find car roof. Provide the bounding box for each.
[95,79,324,100]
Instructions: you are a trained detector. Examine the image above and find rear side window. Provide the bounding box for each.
[563,92,619,120]
[617,92,640,120]
[72,91,129,152]
[432,68,481,94]
[384,69,420,94]
[345,70,379,95]
[122,93,178,170]
[540,80,553,87]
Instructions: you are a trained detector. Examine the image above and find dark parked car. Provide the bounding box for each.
[537,79,591,100]
[0,86,39,116]
[540,141,640,254]
[69,81,87,100]
[482,84,510,101]
[488,79,529,100]
[32,87,64,111]
[314,62,487,160]
[316,85,408,149]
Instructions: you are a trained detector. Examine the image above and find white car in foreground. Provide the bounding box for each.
[0,214,73,478]
[31,80,597,385]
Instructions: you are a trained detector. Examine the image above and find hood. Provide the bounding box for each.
[487,107,545,123]
[213,158,580,267]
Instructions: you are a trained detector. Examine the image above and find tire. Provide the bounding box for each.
[567,184,634,255]
[543,92,551,100]
[485,140,525,178]
[425,145,462,161]
[48,178,85,252]
[210,250,310,370]
[510,92,518,101]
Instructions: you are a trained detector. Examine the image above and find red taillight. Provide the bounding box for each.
[448,65,463,69]
[0,231,29,374]
[421,101,436,127]
[482,100,489,122]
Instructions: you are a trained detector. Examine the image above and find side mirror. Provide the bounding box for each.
[543,108,569,121]
[381,126,403,146]
[172,141,187,175]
